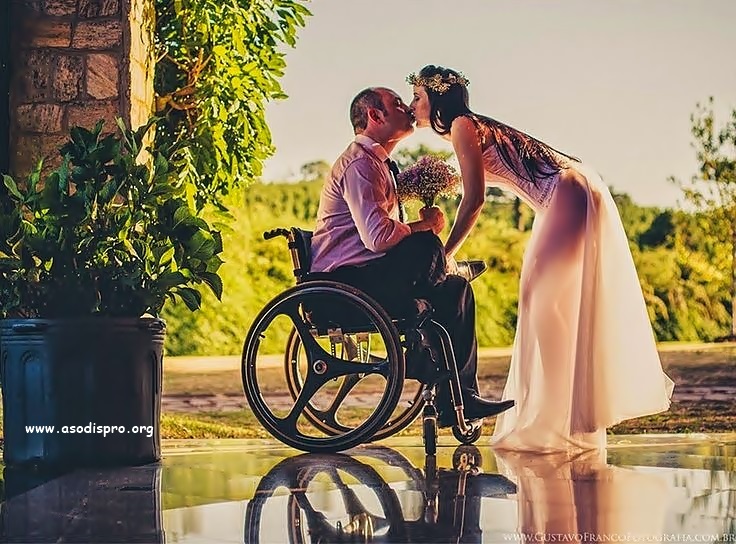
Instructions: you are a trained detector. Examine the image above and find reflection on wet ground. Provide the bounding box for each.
[1,434,734,543]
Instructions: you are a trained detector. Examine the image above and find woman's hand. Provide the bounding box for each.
[446,256,459,275]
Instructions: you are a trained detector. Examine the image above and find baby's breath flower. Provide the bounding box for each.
[396,156,461,207]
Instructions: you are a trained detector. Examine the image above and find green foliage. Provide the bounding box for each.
[0,120,223,318]
[162,180,319,355]
[160,139,733,355]
[164,178,733,355]
[154,0,311,210]
[671,97,736,337]
[300,160,331,182]
[394,144,452,170]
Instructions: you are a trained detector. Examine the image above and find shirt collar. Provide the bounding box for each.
[354,134,389,163]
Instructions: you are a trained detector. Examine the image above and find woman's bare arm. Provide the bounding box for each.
[445,116,486,258]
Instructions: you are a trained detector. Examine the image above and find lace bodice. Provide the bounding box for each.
[481,144,560,212]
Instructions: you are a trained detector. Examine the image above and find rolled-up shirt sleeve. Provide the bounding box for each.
[341,158,411,253]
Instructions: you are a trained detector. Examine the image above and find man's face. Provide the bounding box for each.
[377,89,415,140]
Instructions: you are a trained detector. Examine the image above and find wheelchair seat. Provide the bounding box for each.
[279,227,432,328]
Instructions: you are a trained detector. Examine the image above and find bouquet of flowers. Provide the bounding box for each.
[396,155,461,207]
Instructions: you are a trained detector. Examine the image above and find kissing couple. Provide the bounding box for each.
[309,65,673,453]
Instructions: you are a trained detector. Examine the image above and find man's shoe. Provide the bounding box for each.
[437,396,514,428]
[455,260,487,282]
[464,395,514,419]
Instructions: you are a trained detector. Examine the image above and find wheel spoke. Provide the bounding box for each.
[283,371,326,431]
[325,357,391,380]
[314,373,363,429]
[280,301,324,363]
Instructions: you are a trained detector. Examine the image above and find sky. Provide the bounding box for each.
[261,0,736,209]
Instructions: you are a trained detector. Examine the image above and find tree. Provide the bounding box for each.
[672,97,736,340]
[394,144,452,170]
[300,160,331,181]
[154,0,311,212]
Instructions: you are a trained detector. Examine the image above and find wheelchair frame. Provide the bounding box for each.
[241,227,483,454]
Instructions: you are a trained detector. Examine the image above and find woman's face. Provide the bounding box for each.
[410,86,431,128]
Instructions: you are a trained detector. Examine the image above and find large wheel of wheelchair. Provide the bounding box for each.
[243,281,405,453]
[284,327,425,441]
[244,453,406,543]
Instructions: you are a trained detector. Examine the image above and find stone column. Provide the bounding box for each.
[1,1,10,173]
[8,0,155,177]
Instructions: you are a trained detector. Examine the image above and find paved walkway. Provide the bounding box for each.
[163,342,727,374]
[162,385,736,413]
[162,343,735,413]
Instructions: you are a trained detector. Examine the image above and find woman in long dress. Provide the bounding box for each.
[408,65,674,453]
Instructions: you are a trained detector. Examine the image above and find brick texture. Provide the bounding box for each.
[86,54,118,99]
[9,0,154,178]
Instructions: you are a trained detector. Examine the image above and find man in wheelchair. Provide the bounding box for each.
[310,86,514,428]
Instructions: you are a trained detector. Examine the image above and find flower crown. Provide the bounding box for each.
[406,71,469,94]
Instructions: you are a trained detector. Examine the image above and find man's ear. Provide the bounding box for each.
[368,108,384,124]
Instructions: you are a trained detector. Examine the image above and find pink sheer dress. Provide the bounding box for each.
[476,123,674,453]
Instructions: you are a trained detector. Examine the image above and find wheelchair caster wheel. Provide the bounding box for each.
[452,444,483,471]
[452,421,482,444]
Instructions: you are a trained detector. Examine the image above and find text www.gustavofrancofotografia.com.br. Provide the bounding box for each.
[25,424,155,438]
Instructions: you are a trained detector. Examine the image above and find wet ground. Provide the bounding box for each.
[2,433,734,543]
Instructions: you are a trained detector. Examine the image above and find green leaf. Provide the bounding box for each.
[177,287,202,311]
[159,246,175,267]
[3,175,23,200]
[186,230,216,260]
[199,271,223,300]
[157,271,187,290]
[173,205,197,229]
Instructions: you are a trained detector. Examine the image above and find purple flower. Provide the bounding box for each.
[396,156,460,207]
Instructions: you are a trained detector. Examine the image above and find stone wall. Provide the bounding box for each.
[8,0,155,177]
[1,2,10,173]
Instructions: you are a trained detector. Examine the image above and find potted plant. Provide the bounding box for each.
[0,119,224,468]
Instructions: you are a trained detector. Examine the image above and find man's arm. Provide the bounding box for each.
[342,159,443,253]
[342,158,410,253]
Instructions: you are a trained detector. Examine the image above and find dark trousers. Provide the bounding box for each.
[327,232,479,407]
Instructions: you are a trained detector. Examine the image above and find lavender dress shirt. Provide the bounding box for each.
[310,135,411,273]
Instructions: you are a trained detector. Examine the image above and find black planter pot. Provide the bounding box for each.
[0,317,165,468]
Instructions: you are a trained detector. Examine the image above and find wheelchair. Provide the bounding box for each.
[242,227,485,455]
[244,444,517,543]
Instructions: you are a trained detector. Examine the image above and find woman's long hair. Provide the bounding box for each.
[416,65,579,184]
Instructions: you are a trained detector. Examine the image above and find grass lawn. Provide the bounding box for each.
[161,343,735,439]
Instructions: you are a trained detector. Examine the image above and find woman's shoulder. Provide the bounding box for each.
[451,114,488,146]
[451,113,482,129]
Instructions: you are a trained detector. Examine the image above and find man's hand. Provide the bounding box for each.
[420,206,445,235]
